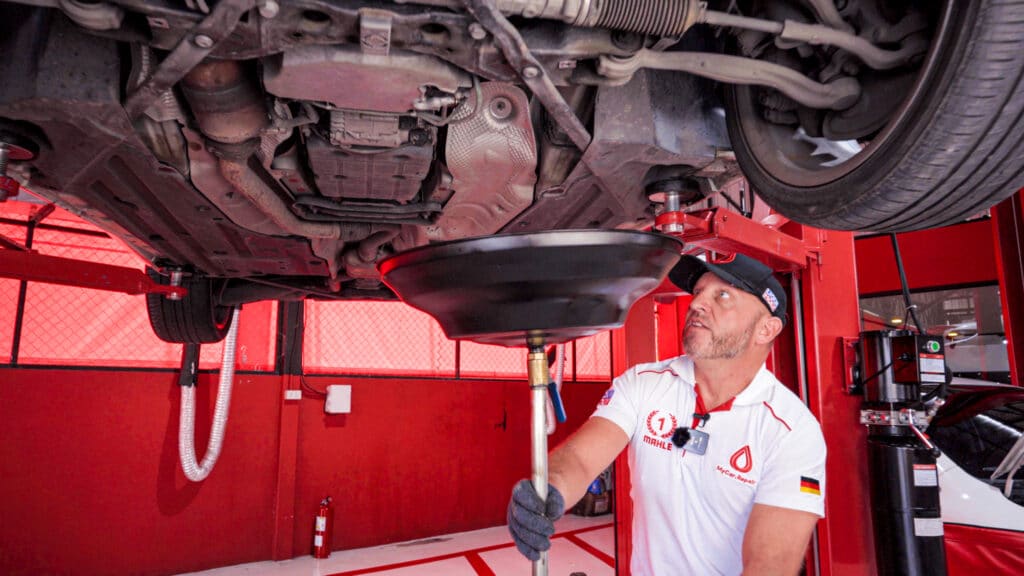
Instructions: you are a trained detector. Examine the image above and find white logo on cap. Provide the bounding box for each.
[762,288,779,312]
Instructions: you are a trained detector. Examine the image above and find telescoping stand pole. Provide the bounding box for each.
[526,331,550,576]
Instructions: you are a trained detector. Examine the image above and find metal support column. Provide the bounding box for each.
[992,190,1024,385]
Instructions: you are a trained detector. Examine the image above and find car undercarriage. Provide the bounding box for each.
[1,0,1023,342]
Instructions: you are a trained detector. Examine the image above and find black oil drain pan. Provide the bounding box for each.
[378,230,683,347]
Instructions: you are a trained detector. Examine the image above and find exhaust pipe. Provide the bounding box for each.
[181,59,344,240]
[218,159,343,239]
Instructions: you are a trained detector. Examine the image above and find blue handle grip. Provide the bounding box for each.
[548,382,567,423]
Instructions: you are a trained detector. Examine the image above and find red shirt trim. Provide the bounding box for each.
[763,401,792,431]
[637,368,680,378]
[692,386,735,428]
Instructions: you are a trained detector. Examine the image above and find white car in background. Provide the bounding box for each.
[928,380,1024,573]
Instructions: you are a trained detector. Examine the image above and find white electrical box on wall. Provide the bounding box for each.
[325,384,352,414]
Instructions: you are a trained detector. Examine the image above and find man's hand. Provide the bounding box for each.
[507,479,565,561]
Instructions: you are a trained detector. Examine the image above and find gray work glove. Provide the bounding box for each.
[507,479,565,561]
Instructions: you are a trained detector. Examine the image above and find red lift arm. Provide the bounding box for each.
[657,208,819,271]
[0,245,186,298]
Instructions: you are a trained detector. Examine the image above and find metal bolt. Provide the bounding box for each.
[658,190,684,234]
[0,143,9,176]
[258,0,280,19]
[664,190,682,213]
[522,66,541,79]
[168,270,184,301]
[193,34,214,48]
[468,22,487,40]
[489,97,513,119]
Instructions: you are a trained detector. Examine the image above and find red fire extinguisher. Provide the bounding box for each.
[313,496,333,559]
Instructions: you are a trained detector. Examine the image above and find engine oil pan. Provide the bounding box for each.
[378,230,683,346]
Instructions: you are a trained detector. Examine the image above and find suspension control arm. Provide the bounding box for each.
[599,50,861,111]
[701,11,928,71]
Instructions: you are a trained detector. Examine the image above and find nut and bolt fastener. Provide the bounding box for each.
[468,23,487,40]
[167,270,184,301]
[488,97,513,119]
[258,0,280,19]
[193,34,214,48]
[655,190,684,234]
[522,65,541,78]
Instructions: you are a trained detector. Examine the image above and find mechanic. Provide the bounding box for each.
[507,253,827,575]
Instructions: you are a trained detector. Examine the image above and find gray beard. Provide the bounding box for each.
[684,319,757,360]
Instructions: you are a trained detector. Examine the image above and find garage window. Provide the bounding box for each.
[1,200,612,379]
[0,201,277,371]
[303,300,612,381]
[860,284,1010,383]
[303,300,457,378]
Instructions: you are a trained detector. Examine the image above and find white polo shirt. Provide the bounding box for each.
[592,356,826,576]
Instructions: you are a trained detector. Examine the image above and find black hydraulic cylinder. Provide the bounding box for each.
[867,429,947,576]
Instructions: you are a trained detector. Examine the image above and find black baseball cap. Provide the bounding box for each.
[668,253,787,324]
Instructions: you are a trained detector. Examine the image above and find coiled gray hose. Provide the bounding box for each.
[179,307,240,482]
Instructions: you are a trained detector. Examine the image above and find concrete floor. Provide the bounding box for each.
[179,514,614,576]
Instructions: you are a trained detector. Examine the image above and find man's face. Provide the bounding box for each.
[682,272,767,360]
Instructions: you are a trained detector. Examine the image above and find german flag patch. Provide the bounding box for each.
[800,476,821,496]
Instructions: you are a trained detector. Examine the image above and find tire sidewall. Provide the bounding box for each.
[725,0,978,229]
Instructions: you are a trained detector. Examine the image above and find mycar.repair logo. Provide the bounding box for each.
[717,445,757,486]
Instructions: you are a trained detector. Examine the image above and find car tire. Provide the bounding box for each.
[146,270,233,344]
[725,0,1024,232]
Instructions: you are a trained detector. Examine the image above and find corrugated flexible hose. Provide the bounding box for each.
[179,307,240,482]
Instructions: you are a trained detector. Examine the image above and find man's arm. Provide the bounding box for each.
[547,416,629,509]
[741,503,819,576]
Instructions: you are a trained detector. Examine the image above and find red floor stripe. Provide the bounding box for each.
[325,546,507,576]
[564,533,616,568]
[465,552,497,576]
[325,522,614,576]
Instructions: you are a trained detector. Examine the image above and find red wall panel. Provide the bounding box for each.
[0,368,607,574]
[0,369,281,575]
[291,377,607,553]
[854,220,998,295]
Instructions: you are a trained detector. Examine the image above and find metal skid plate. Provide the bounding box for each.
[262,45,471,113]
[306,134,433,202]
[378,230,683,347]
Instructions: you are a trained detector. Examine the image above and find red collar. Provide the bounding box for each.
[692,385,735,429]
[694,384,736,414]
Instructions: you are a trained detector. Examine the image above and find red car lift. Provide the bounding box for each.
[613,205,873,576]
[0,223,185,299]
